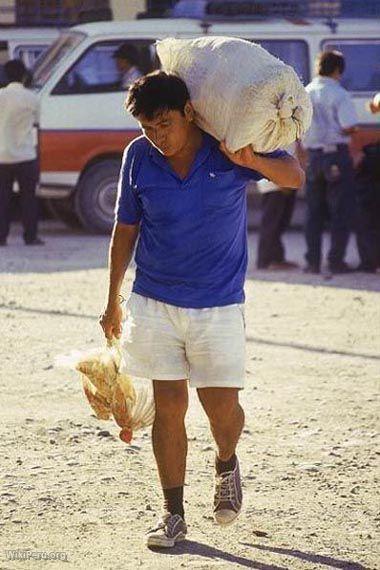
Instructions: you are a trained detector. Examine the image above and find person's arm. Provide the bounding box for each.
[337,94,358,137]
[220,142,305,189]
[369,93,380,114]
[99,141,144,340]
[99,222,140,340]
[341,125,359,136]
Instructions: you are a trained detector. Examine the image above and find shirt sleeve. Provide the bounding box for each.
[237,149,289,181]
[114,144,143,225]
[337,93,358,129]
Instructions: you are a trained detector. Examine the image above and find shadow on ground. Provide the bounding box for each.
[148,539,367,569]
[240,542,368,570]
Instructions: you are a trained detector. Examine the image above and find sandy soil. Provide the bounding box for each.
[0,221,379,570]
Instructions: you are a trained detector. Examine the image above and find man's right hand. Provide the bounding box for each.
[99,301,123,340]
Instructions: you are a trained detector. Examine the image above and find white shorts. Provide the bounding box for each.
[120,293,246,389]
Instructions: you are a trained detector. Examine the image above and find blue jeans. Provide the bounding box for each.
[305,146,355,269]
[0,159,39,243]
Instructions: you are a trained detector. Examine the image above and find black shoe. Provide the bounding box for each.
[356,264,377,274]
[328,262,354,274]
[303,264,320,274]
[25,238,45,246]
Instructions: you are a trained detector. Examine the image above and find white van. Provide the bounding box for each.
[32,18,380,233]
[0,27,59,84]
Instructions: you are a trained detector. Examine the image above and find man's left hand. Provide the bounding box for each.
[219,141,257,168]
[220,140,305,189]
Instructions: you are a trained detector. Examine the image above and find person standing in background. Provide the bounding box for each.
[355,92,380,272]
[0,59,43,246]
[302,51,358,274]
[113,43,143,90]
[256,143,300,270]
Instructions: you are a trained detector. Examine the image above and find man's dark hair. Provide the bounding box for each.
[316,50,345,76]
[4,59,27,83]
[125,71,190,119]
[113,43,140,67]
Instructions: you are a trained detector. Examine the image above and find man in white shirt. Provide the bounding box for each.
[0,59,43,246]
[302,50,358,274]
[112,43,143,90]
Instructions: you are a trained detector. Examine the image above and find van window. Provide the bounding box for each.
[52,40,156,95]
[253,40,310,84]
[32,32,85,90]
[322,40,380,92]
[14,45,50,68]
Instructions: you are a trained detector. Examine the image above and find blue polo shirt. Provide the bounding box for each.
[115,133,285,308]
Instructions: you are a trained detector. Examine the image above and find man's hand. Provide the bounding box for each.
[219,141,305,189]
[99,301,123,340]
[100,221,139,341]
[219,141,255,168]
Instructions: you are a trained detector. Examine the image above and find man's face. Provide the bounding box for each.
[137,105,194,157]
[116,57,130,73]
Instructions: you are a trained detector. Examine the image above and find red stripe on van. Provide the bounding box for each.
[39,129,140,172]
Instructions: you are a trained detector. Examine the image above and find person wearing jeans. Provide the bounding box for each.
[0,59,43,246]
[304,145,356,272]
[256,179,298,270]
[302,50,358,274]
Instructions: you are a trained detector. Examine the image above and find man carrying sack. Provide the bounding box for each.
[99,71,304,548]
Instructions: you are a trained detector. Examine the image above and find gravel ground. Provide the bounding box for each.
[0,221,379,570]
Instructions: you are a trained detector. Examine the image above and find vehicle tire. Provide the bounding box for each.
[45,197,82,228]
[75,159,121,234]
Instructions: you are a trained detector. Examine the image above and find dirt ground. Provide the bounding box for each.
[1,221,379,570]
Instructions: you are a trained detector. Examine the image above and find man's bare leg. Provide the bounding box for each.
[197,387,244,524]
[152,379,188,517]
[197,387,244,461]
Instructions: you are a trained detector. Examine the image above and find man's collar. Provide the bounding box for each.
[316,76,339,85]
[148,130,215,175]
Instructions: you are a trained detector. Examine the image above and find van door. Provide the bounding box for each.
[40,38,157,232]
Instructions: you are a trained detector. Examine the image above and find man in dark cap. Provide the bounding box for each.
[113,43,142,89]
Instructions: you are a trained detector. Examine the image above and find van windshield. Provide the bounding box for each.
[32,31,85,90]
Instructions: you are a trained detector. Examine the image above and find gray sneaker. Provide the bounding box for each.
[213,456,242,525]
[146,512,187,548]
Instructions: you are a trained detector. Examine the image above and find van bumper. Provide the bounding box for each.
[36,184,74,199]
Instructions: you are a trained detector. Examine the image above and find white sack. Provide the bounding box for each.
[157,36,312,153]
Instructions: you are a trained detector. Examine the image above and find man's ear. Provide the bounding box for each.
[184,101,195,122]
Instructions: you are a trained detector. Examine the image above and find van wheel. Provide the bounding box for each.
[75,159,121,234]
[45,198,82,229]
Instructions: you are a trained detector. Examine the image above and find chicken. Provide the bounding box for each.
[57,338,155,443]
